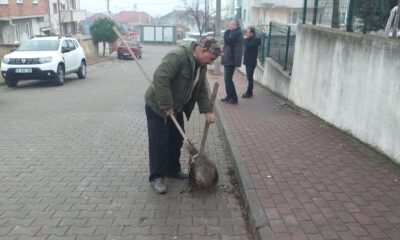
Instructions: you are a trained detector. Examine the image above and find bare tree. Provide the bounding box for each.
[182,0,214,36]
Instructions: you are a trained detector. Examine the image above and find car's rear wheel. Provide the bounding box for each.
[54,64,65,86]
[5,78,18,88]
[77,60,86,79]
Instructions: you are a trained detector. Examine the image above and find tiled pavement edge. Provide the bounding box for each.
[208,68,400,240]
[86,56,113,66]
[208,73,275,240]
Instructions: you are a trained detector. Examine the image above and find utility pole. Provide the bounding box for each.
[47,0,52,35]
[331,0,340,28]
[213,0,221,75]
[205,0,209,32]
[393,0,400,38]
[58,0,62,35]
[107,0,110,15]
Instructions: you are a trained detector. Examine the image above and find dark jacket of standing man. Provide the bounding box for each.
[221,20,243,104]
[242,27,260,98]
[221,26,243,67]
[243,32,261,66]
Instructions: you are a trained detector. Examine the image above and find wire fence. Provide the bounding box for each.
[302,0,400,38]
[256,22,296,73]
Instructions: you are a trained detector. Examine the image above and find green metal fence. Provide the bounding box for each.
[257,22,296,73]
[302,0,400,38]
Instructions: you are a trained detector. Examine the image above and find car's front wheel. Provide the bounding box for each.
[5,78,18,88]
[77,60,86,79]
[53,64,65,86]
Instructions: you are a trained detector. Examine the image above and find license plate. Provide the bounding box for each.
[15,68,32,73]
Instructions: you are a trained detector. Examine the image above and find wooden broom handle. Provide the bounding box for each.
[199,82,219,153]
[113,26,188,142]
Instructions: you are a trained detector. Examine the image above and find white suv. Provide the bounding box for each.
[1,36,87,87]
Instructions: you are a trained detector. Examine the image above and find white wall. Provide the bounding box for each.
[290,25,400,163]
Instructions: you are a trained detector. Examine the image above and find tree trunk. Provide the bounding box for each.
[331,0,340,28]
[103,42,106,56]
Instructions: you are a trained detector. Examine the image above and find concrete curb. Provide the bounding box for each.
[87,56,114,66]
[214,101,275,240]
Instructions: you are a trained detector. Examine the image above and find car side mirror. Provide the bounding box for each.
[61,47,70,53]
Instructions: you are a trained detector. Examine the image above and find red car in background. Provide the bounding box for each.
[117,41,142,59]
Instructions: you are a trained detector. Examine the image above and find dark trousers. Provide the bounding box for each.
[245,64,255,95]
[145,105,184,182]
[224,65,238,101]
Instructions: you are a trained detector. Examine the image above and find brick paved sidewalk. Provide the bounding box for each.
[209,68,400,240]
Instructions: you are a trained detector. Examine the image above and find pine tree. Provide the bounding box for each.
[90,18,117,56]
[354,0,398,33]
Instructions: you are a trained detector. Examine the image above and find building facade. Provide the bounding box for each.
[0,0,86,44]
[241,0,304,28]
[0,0,49,43]
[50,0,86,36]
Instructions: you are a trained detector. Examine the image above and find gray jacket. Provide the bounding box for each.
[221,28,243,67]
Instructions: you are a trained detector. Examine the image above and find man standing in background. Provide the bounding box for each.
[242,27,261,98]
[221,20,243,104]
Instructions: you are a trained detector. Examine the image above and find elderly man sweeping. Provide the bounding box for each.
[144,37,222,194]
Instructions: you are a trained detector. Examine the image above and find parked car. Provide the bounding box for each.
[1,36,87,87]
[117,41,142,59]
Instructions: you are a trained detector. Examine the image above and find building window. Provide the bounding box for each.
[16,0,22,4]
[68,0,75,9]
[12,24,20,43]
[27,21,32,38]
[0,0,8,4]
[32,0,37,4]
[60,3,65,10]
[53,3,57,14]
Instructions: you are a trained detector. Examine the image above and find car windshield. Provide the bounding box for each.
[16,40,60,51]
[119,41,137,47]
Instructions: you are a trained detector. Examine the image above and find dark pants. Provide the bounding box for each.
[145,105,184,182]
[224,65,237,101]
[245,65,255,95]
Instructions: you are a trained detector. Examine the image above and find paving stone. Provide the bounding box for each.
[37,226,69,236]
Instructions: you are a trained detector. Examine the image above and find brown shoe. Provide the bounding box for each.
[226,99,238,104]
[242,93,253,98]
[220,97,229,102]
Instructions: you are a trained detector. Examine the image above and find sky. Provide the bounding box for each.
[79,0,305,17]
[80,0,229,18]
